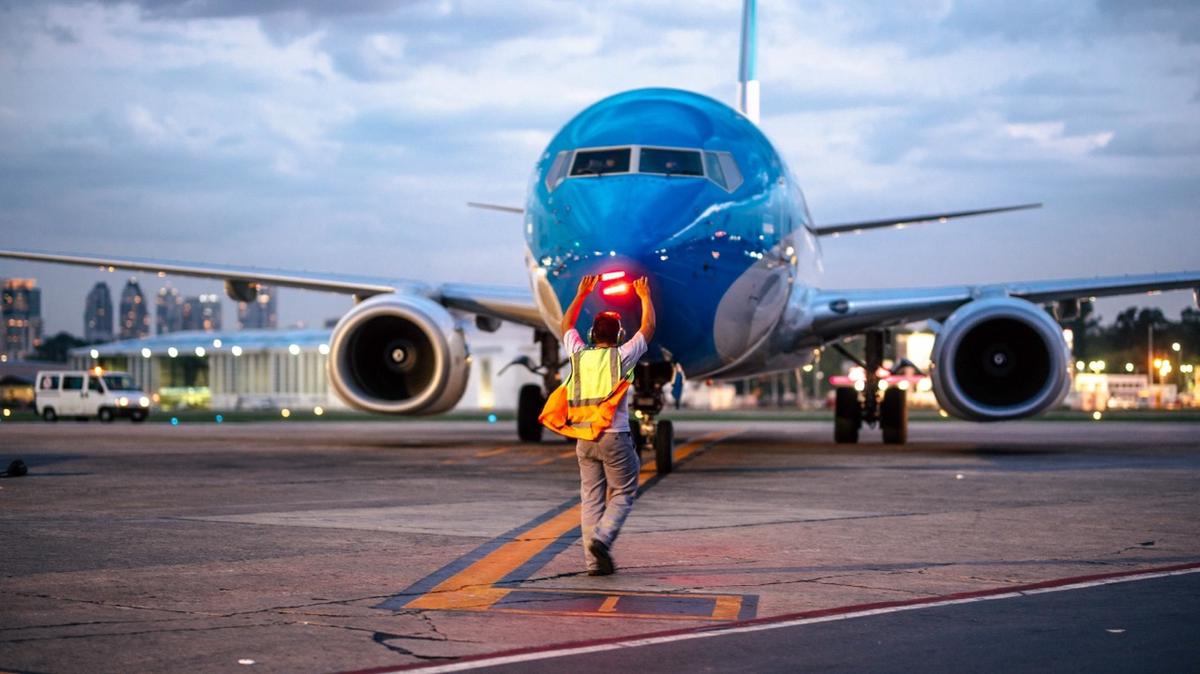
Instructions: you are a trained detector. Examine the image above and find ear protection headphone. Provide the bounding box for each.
[588,311,625,344]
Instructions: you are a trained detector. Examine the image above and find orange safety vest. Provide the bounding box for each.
[539,346,635,440]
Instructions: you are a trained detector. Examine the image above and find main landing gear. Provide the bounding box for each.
[515,330,565,443]
[832,330,908,445]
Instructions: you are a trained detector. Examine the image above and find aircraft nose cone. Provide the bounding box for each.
[548,176,713,263]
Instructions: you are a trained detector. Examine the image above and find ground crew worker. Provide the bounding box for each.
[560,274,655,576]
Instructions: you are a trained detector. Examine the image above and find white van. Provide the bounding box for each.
[35,370,151,423]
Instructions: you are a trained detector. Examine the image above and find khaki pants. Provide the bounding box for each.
[576,431,639,571]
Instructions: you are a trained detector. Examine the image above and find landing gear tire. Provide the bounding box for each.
[98,408,115,423]
[654,420,674,475]
[42,408,58,423]
[517,384,545,442]
[834,387,861,444]
[880,388,907,445]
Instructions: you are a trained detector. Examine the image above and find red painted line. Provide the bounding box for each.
[337,560,1200,674]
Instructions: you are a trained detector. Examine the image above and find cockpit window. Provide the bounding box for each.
[570,148,631,176]
[639,148,704,176]
[545,150,572,192]
[705,151,743,192]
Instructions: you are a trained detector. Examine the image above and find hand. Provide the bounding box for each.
[633,276,650,299]
[578,274,599,295]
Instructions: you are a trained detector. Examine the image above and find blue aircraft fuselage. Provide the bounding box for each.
[524,88,822,377]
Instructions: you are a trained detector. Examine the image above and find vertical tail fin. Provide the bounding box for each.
[737,0,760,123]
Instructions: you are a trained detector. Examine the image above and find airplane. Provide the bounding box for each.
[3,0,1198,475]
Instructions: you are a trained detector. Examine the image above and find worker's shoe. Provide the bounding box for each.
[587,539,615,576]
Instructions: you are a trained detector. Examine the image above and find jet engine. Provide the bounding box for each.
[327,294,470,415]
[930,297,1071,421]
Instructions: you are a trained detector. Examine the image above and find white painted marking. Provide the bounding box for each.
[381,566,1200,673]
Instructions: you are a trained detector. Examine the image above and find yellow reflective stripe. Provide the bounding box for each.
[570,347,621,403]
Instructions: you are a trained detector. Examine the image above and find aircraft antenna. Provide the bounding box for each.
[737,0,760,123]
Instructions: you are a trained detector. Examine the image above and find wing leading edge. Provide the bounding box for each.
[0,247,543,328]
[809,270,1200,341]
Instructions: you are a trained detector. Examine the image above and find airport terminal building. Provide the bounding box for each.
[67,325,542,412]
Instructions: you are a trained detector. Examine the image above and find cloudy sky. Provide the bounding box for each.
[2,0,1198,337]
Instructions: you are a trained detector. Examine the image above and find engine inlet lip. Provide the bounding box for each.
[932,299,1069,421]
[327,298,448,414]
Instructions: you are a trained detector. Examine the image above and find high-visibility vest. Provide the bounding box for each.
[539,347,635,440]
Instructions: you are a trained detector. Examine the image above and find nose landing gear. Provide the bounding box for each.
[831,330,910,445]
[631,360,676,475]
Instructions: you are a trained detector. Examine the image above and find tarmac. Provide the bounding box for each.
[1,418,1198,673]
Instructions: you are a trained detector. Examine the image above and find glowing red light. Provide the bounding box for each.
[600,271,626,281]
[602,282,630,296]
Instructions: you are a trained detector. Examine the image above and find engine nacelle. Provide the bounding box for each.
[930,297,1071,421]
[327,294,470,415]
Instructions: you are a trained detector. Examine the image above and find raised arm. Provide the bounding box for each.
[633,276,655,342]
[560,275,599,335]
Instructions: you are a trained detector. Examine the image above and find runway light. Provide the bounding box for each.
[170,417,179,426]
[288,344,301,355]
[318,343,330,355]
[141,347,152,358]
[215,414,223,423]
[231,345,243,357]
[1092,411,1103,421]
[602,282,630,296]
[313,406,324,416]
[486,413,497,424]
[89,348,99,359]
[280,408,291,418]
[195,346,206,357]
[168,347,179,358]
[955,473,964,480]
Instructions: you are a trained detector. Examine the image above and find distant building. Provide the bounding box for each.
[237,285,277,330]
[118,278,151,340]
[181,294,222,332]
[83,281,114,343]
[2,278,44,359]
[156,285,183,335]
[67,323,541,412]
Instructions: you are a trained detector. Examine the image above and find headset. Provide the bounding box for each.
[588,311,626,345]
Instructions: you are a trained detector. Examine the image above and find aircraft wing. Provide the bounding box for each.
[0,247,544,328]
[809,270,1200,340]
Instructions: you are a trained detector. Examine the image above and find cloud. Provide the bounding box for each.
[2,0,1198,336]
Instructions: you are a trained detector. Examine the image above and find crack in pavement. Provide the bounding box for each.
[0,619,286,644]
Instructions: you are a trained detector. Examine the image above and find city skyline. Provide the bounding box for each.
[1,1,1198,336]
